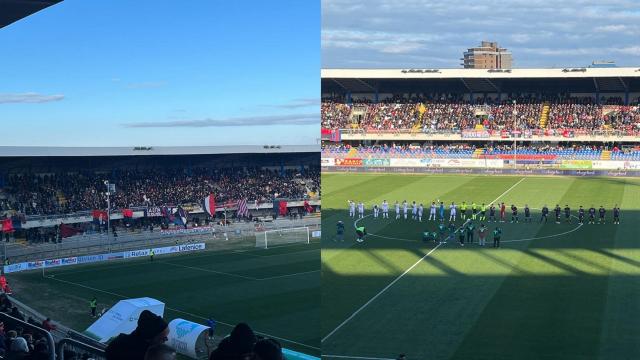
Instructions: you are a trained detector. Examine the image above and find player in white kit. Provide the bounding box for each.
[382,200,389,219]
[402,201,408,220]
[411,201,418,220]
[395,201,400,219]
[418,203,424,222]
[429,201,437,221]
[348,200,356,217]
[358,202,365,218]
[373,204,380,218]
[449,202,457,221]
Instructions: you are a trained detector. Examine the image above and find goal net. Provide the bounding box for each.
[256,227,310,249]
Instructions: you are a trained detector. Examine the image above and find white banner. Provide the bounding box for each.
[389,158,432,167]
[321,158,335,167]
[160,226,214,236]
[430,158,503,168]
[167,319,210,359]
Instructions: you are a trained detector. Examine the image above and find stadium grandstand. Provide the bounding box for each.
[0,145,321,360]
[322,67,640,173]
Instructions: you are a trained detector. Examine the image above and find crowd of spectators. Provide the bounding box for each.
[1,167,320,216]
[321,95,640,132]
[0,294,57,359]
[322,142,640,158]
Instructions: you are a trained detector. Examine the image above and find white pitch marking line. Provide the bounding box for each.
[42,274,320,351]
[258,269,320,281]
[326,178,528,343]
[321,242,444,343]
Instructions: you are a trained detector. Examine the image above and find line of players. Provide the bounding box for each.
[348,200,622,225]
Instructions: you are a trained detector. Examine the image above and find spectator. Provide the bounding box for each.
[209,323,257,360]
[252,339,283,360]
[144,343,177,360]
[105,310,169,360]
[8,329,29,354]
[41,318,57,332]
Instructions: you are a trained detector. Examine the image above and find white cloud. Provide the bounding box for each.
[0,93,64,104]
[124,113,319,128]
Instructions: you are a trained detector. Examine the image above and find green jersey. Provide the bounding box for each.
[493,229,501,239]
[438,224,446,233]
[461,203,467,211]
[467,224,475,234]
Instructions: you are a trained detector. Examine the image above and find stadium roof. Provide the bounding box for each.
[0,0,62,29]
[322,67,640,94]
[0,145,319,157]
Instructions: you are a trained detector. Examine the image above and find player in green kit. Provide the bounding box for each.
[466,221,475,244]
[438,222,447,242]
[422,231,431,243]
[493,227,502,248]
[355,226,366,243]
[336,221,345,242]
[458,226,466,246]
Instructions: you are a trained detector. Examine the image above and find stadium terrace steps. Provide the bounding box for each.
[601,150,612,160]
[539,102,550,129]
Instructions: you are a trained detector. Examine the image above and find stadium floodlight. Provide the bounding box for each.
[256,227,310,249]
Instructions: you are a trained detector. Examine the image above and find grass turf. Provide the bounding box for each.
[321,173,640,360]
[9,240,321,355]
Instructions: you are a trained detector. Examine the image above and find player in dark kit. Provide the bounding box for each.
[554,204,561,224]
[493,227,502,248]
[510,205,518,223]
[459,227,466,246]
[564,205,571,223]
[613,205,621,224]
[588,206,596,224]
[598,206,606,224]
[540,205,549,223]
[466,222,475,244]
[489,204,496,222]
[578,206,585,224]
[524,204,531,222]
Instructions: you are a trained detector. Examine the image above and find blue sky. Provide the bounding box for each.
[0,0,319,146]
[323,0,640,68]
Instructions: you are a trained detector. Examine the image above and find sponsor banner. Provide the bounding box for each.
[430,158,504,168]
[326,166,640,177]
[312,230,321,238]
[560,160,592,169]
[389,158,432,167]
[591,161,626,170]
[160,226,214,236]
[4,244,206,274]
[321,158,335,167]
[461,129,490,139]
[167,319,209,359]
[363,158,390,167]
[623,161,640,170]
[179,243,206,252]
[335,158,362,167]
[125,249,150,259]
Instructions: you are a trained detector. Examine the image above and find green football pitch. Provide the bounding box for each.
[9,240,321,356]
[321,173,640,360]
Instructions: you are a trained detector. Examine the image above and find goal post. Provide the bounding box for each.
[256,226,310,249]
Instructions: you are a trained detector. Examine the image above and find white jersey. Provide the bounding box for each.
[418,205,424,215]
[382,202,389,212]
[403,202,408,214]
[450,204,457,214]
[395,203,400,213]
[349,202,356,212]
[412,203,418,214]
[358,203,364,213]
[430,204,437,213]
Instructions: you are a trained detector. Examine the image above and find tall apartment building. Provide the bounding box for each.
[461,41,512,69]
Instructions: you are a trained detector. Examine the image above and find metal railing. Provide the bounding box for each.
[0,312,56,360]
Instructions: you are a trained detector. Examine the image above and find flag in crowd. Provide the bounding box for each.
[202,193,216,217]
[237,199,249,217]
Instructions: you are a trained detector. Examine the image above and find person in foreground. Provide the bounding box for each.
[106,309,169,360]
